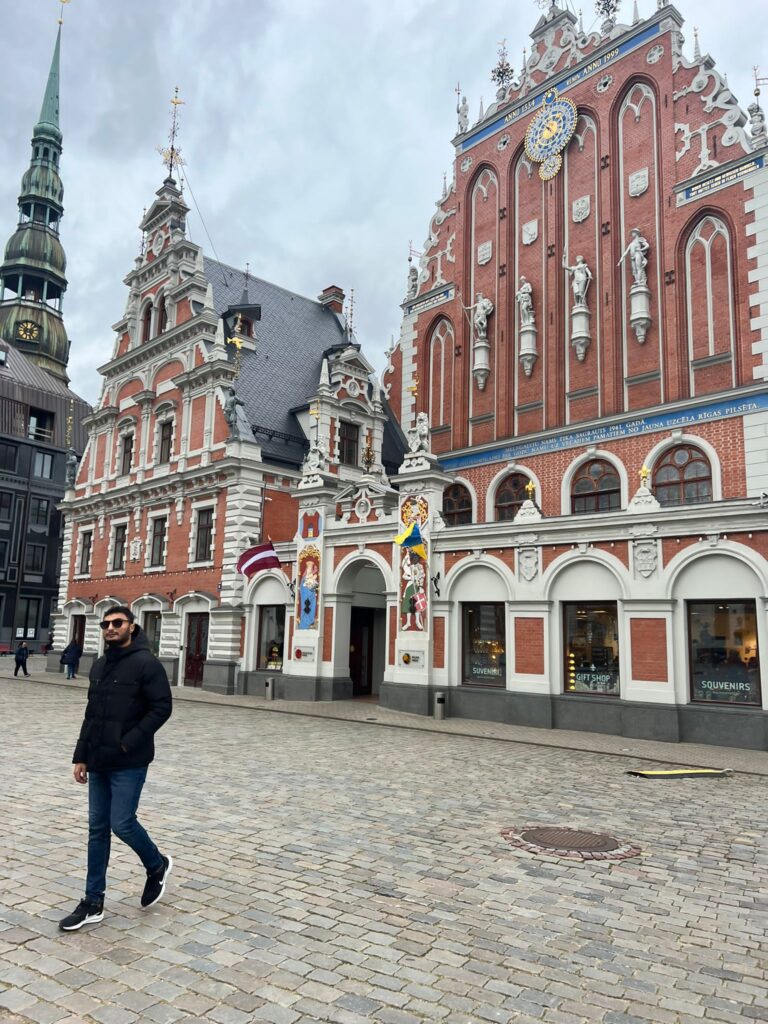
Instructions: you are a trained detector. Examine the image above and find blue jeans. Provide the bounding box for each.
[85,768,164,902]
[66,664,75,679]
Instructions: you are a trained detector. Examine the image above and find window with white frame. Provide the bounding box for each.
[192,506,214,563]
[119,433,134,476]
[78,529,93,575]
[157,419,174,464]
[148,515,168,568]
[110,523,127,572]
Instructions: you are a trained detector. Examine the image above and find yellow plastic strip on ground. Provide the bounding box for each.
[626,768,733,779]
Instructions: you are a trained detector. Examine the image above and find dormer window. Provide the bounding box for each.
[339,421,359,467]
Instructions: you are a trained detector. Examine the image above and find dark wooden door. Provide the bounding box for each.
[184,613,209,687]
[349,607,374,696]
[72,615,85,649]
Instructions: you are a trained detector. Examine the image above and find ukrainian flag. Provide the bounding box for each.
[394,520,427,561]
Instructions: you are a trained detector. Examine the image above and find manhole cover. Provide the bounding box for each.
[501,825,641,862]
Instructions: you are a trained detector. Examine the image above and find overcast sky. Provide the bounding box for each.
[0,0,764,405]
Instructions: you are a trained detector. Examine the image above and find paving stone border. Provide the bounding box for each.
[500,824,643,862]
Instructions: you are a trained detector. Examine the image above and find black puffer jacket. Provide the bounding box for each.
[72,627,172,771]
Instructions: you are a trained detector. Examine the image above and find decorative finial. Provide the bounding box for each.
[309,403,320,444]
[491,38,515,99]
[406,373,419,402]
[347,288,355,335]
[58,0,71,25]
[157,86,185,179]
[595,0,620,34]
[693,26,701,61]
[362,444,375,473]
[755,66,768,98]
[140,208,147,256]
[640,465,650,487]
[525,479,536,500]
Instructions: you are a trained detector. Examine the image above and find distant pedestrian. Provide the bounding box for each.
[13,641,29,677]
[59,607,173,932]
[60,638,82,679]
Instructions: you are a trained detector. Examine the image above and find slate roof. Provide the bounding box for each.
[204,258,406,473]
[0,342,90,449]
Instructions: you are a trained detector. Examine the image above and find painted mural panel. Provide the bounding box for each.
[295,511,322,630]
[398,496,429,632]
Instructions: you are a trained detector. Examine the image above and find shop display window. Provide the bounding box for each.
[462,603,506,685]
[564,603,620,695]
[688,601,761,706]
[258,605,285,670]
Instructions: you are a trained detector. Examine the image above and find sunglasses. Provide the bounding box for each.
[99,618,129,630]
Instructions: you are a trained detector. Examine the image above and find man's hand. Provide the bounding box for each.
[73,763,88,784]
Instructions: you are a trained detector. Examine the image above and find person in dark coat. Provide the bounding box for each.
[13,641,30,677]
[59,606,173,932]
[60,639,82,679]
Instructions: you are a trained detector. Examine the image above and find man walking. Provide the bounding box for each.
[60,637,82,679]
[13,640,30,677]
[59,606,173,931]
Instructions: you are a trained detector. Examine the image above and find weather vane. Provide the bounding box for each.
[58,0,71,25]
[755,66,768,98]
[65,398,74,447]
[157,87,185,178]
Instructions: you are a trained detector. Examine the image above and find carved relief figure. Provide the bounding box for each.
[619,228,651,286]
[562,253,593,306]
[516,276,535,327]
[401,551,427,631]
[473,292,494,339]
[65,448,79,488]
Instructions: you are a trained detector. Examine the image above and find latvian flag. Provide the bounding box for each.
[236,541,280,578]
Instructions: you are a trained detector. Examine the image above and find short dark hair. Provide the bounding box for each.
[103,605,134,623]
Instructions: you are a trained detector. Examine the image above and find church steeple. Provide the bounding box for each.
[0,24,70,382]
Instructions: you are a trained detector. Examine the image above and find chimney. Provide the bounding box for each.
[318,285,345,314]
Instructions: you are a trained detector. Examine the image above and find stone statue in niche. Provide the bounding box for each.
[619,227,651,286]
[407,411,431,454]
[457,94,469,134]
[473,292,494,339]
[515,276,535,327]
[562,253,593,306]
[223,387,245,440]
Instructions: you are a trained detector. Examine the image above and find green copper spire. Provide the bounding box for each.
[0,23,69,382]
[36,25,62,140]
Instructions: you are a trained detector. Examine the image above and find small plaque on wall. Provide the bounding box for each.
[293,646,315,660]
[401,651,424,667]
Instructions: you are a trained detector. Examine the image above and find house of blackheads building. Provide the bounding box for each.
[54,1,768,749]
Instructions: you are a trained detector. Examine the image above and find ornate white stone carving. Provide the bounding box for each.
[518,547,539,582]
[673,61,751,175]
[497,134,510,151]
[522,219,539,246]
[355,496,372,521]
[129,537,142,562]
[477,241,493,265]
[628,167,649,197]
[572,195,591,223]
[514,500,542,524]
[407,411,431,454]
[460,155,473,173]
[517,276,538,377]
[633,539,658,578]
[471,293,494,391]
[596,74,614,93]
[749,100,767,151]
[457,94,469,133]
[646,44,664,65]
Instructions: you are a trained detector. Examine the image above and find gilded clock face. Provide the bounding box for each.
[17,320,40,342]
[524,88,578,174]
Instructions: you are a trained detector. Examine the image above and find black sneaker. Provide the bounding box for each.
[59,899,104,931]
[141,854,172,908]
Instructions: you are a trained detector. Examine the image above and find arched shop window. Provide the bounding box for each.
[495,473,529,521]
[443,484,472,526]
[571,460,620,515]
[653,445,712,507]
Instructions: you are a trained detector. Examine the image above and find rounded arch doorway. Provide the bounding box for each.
[334,558,389,698]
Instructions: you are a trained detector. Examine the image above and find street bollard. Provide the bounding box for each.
[434,691,446,721]
[265,677,275,701]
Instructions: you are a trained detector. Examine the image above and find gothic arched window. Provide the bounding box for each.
[495,473,529,522]
[443,484,472,526]
[652,445,712,507]
[141,304,153,344]
[571,460,621,515]
[158,296,168,335]
[428,319,454,428]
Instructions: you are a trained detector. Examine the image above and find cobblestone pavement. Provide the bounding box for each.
[2,675,767,1024]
